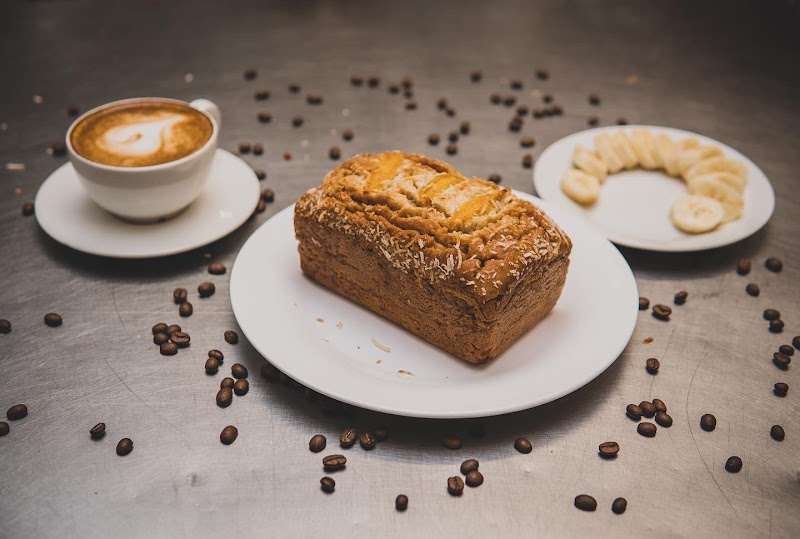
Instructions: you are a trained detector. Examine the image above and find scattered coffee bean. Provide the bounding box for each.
[153,333,169,345]
[309,434,327,453]
[253,143,264,156]
[769,319,784,333]
[725,456,742,473]
[574,494,597,511]
[116,438,133,456]
[533,108,545,119]
[288,83,301,93]
[0,422,8,436]
[745,283,760,296]
[172,288,187,304]
[160,342,178,356]
[655,412,673,428]
[254,198,267,214]
[231,363,248,379]
[442,436,462,450]
[89,423,106,440]
[445,143,457,155]
[465,470,484,487]
[220,425,238,445]
[257,111,272,123]
[520,136,535,148]
[260,362,279,382]
[254,89,270,100]
[306,94,323,105]
[208,263,226,275]
[674,291,688,305]
[736,258,751,275]
[238,142,251,154]
[224,330,239,344]
[460,459,480,474]
[522,154,533,168]
[0,319,10,334]
[459,121,471,135]
[488,174,502,184]
[611,497,627,514]
[167,324,181,334]
[543,94,553,104]
[350,74,363,86]
[637,422,657,437]
[387,84,400,94]
[773,352,790,370]
[152,322,168,335]
[490,93,501,104]
[445,107,456,117]
[220,377,234,389]
[508,117,523,132]
[179,301,193,317]
[320,476,335,493]
[588,94,601,106]
[587,116,599,127]
[339,427,358,448]
[216,386,233,407]
[67,104,80,116]
[470,70,482,82]
[700,414,717,431]
[447,476,465,496]
[7,404,27,421]
[448,131,459,143]
[374,426,388,442]
[209,349,224,363]
[645,357,660,374]
[774,382,789,397]
[770,425,785,441]
[329,146,341,160]
[21,202,34,216]
[261,188,275,202]
[503,95,517,107]
[598,441,620,458]
[243,68,257,80]
[535,68,549,80]
[428,133,440,145]
[233,379,249,396]
[402,89,414,99]
[322,454,347,470]
[626,403,643,420]
[44,312,62,327]
[514,437,532,454]
[651,304,671,321]
[341,129,354,141]
[170,331,190,347]
[793,336,800,349]
[763,309,781,321]
[291,115,304,127]
[617,118,629,125]
[395,494,409,511]
[779,345,794,356]
[359,432,376,450]
[205,357,220,374]
[652,399,667,413]
[435,98,448,110]
[639,401,656,418]
[404,101,417,110]
[50,142,67,156]
[367,76,380,88]
[516,105,529,117]
[765,257,783,272]
[510,79,523,90]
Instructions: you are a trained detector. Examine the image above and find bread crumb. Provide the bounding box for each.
[316,317,324,323]
[336,322,343,329]
[643,336,654,344]
[397,370,414,376]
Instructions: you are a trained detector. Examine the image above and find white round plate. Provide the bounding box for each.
[230,192,638,418]
[34,149,260,258]
[533,125,775,252]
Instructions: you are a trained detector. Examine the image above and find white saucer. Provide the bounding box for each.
[230,192,639,419]
[35,149,260,258]
[533,125,775,252]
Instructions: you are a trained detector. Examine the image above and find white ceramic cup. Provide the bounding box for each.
[66,97,221,222]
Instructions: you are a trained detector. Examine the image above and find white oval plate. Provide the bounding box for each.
[533,125,775,252]
[230,192,638,418]
[35,149,260,258]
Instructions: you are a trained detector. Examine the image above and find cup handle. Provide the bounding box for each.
[190,99,222,128]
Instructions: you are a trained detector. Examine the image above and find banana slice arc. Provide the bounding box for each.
[684,155,747,182]
[629,129,659,169]
[561,169,600,205]
[594,134,625,173]
[677,145,722,177]
[651,133,674,171]
[610,132,639,169]
[691,171,746,193]
[687,174,744,222]
[573,145,608,182]
[670,195,725,234]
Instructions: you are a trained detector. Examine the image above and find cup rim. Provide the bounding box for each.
[65,96,219,173]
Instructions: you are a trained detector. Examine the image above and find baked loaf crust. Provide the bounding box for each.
[294,151,572,364]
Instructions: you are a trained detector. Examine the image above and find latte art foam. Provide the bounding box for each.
[70,101,213,167]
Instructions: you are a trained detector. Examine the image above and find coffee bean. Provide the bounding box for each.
[637,422,657,437]
[116,438,133,456]
[535,68,549,80]
[402,89,414,99]
[89,422,106,439]
[340,129,354,142]
[170,331,190,347]
[224,330,239,344]
[367,77,380,88]
[205,357,220,375]
[195,282,215,299]
[639,401,656,418]
[7,404,27,421]
[447,131,459,143]
[503,95,517,107]
[745,283,760,296]
[587,116,599,127]
[51,142,67,156]
[233,379,249,396]
[44,312,62,327]
[470,69,482,82]
[428,133,440,145]
[291,115,304,127]
[770,425,785,441]
[445,106,456,117]
[260,362,279,382]
[0,422,8,436]
[773,352,791,370]
[510,79,523,90]
[306,94,323,105]
[309,434,327,453]
[404,101,417,111]
[220,377,234,389]
[21,201,34,216]
[153,333,169,345]
[460,459,479,474]
[508,117,522,132]
[208,349,224,363]
[445,143,457,155]
[395,494,409,511]
[152,322,168,335]
[655,412,673,428]
[522,154,533,169]
[339,427,358,448]
[700,414,717,431]
[160,342,178,356]
[435,98,448,111]
[674,291,688,305]
[0,319,10,334]
[514,437,532,454]
[243,68,257,80]
[257,111,272,123]
[774,382,789,397]
[598,441,620,458]
[779,345,794,356]
[516,105,529,117]
[574,494,597,511]
[736,258,751,275]
[765,257,783,272]
[289,83,301,93]
[645,357,660,374]
[794,336,800,349]
[261,188,275,202]
[387,84,399,94]
[208,262,226,275]
[447,476,465,496]
[769,319,784,333]
[254,89,270,100]
[350,74,363,86]
[216,387,233,407]
[231,363,248,379]
[626,404,643,420]
[617,118,629,125]
[520,136,535,148]
[459,121,471,135]
[322,454,347,470]
[238,142,251,154]
[179,302,193,317]
[441,436,461,450]
[320,476,335,493]
[167,324,181,334]
[374,426,388,442]
[651,304,671,321]
[329,146,341,160]
[490,93,501,104]
[652,399,667,413]
[611,497,627,514]
[359,431,376,450]
[543,94,554,104]
[488,174,502,184]
[67,104,80,116]
[725,456,742,473]
[763,309,781,321]
[465,470,484,487]
[252,143,264,156]
[588,94,601,106]
[220,425,238,445]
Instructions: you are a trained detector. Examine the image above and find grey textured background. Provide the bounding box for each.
[0,1,799,537]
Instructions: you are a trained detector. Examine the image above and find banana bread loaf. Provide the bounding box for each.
[294,151,572,364]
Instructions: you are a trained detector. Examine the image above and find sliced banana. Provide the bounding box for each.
[610,132,639,169]
[691,171,746,193]
[628,129,658,169]
[684,155,747,182]
[594,134,625,173]
[573,145,608,182]
[687,174,744,222]
[676,145,722,177]
[670,195,724,234]
[560,169,600,205]
[652,134,675,171]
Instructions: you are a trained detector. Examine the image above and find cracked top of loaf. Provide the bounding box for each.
[294,151,572,304]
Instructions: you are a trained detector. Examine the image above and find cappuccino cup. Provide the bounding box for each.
[66,97,221,222]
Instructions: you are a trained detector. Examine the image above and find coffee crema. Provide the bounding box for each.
[70,100,213,167]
